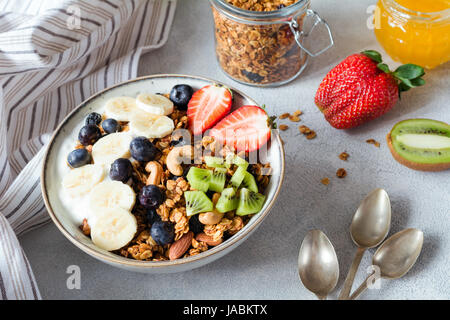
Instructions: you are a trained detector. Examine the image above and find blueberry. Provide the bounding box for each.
[85,112,102,126]
[169,84,193,110]
[130,136,157,162]
[102,118,120,134]
[109,158,132,183]
[67,149,91,168]
[139,185,165,209]
[78,125,101,146]
[146,208,161,225]
[150,221,174,246]
[189,215,204,234]
[170,136,186,147]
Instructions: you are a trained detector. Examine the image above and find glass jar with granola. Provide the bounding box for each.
[210,0,334,86]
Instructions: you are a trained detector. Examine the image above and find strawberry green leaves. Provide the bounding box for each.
[377,63,390,73]
[393,64,426,93]
[394,64,425,80]
[362,50,382,63]
[362,50,425,96]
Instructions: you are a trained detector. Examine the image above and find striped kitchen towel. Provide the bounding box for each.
[0,0,176,300]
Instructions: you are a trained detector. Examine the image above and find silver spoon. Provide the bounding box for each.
[338,188,391,300]
[298,230,339,300]
[350,228,424,299]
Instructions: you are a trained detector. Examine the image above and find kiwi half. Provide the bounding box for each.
[209,167,226,193]
[387,119,450,171]
[186,167,211,192]
[236,188,266,216]
[184,191,213,216]
[215,187,239,213]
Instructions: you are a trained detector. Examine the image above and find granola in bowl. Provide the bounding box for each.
[59,82,273,262]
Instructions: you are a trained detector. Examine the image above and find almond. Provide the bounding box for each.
[169,231,193,260]
[195,233,223,246]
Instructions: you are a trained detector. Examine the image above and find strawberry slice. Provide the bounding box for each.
[210,105,271,152]
[187,84,232,135]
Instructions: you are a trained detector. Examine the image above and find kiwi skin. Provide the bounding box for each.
[387,132,450,172]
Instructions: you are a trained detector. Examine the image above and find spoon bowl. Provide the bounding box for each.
[350,188,392,248]
[350,228,424,299]
[298,230,339,300]
[373,228,424,279]
[338,188,391,299]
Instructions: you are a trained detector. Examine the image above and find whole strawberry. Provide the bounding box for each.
[315,50,425,129]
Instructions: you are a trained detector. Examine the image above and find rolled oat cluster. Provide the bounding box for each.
[213,0,307,85]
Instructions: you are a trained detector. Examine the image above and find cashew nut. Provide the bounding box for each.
[199,193,224,225]
[166,145,193,176]
[199,210,224,225]
[145,161,163,185]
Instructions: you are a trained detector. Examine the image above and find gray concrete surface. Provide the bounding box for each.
[21,0,450,299]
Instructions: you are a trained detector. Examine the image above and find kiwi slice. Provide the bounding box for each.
[209,167,227,193]
[186,167,211,192]
[240,171,258,193]
[225,153,249,170]
[215,188,239,213]
[236,188,266,216]
[184,191,214,216]
[387,119,450,171]
[229,166,247,189]
[204,156,225,168]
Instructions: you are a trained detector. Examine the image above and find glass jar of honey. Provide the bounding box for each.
[374,0,450,69]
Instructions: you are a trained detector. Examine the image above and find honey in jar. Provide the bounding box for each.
[374,0,450,69]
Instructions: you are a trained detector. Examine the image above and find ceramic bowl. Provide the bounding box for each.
[41,74,285,273]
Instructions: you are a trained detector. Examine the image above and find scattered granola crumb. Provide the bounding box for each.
[336,168,347,178]
[279,124,289,131]
[298,125,310,134]
[366,139,380,148]
[321,178,330,185]
[292,110,302,117]
[279,113,290,119]
[306,131,316,139]
[288,115,300,122]
[298,125,316,139]
[339,152,349,161]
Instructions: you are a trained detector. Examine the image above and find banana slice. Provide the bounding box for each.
[89,181,136,212]
[62,164,105,198]
[91,132,132,167]
[129,113,174,138]
[90,207,137,251]
[136,93,173,116]
[104,97,140,121]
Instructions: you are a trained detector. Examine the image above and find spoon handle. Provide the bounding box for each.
[338,247,366,300]
[349,274,372,300]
